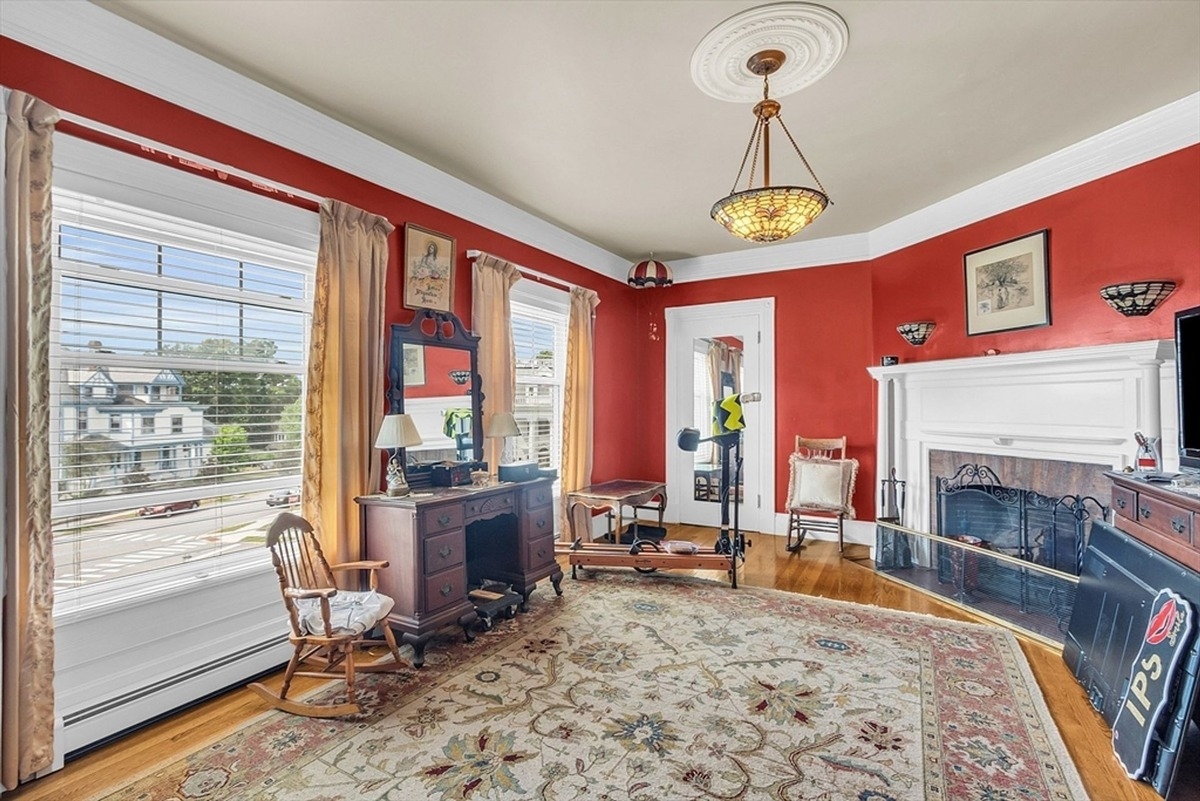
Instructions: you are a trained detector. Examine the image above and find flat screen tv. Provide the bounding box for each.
[1178,304,1200,474]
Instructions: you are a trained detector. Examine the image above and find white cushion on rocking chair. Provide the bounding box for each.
[786,456,858,516]
[295,590,395,636]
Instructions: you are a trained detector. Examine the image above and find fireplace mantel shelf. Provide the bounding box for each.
[867,339,1173,380]
[922,430,1129,446]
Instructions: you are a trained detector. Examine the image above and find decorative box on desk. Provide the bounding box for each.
[498,461,540,483]
[432,460,486,487]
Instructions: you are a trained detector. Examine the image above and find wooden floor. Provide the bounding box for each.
[10,525,1188,801]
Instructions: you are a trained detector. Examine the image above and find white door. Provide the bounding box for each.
[665,299,775,534]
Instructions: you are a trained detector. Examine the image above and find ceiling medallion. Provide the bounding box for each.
[690,2,849,103]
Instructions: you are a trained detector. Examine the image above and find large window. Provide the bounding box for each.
[49,138,317,613]
[510,281,569,471]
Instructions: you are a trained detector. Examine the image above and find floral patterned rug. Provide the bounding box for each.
[95,572,1088,800]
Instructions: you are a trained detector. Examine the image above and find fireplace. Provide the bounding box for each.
[867,339,1177,537]
[867,340,1176,641]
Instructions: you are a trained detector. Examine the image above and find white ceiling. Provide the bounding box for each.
[81,0,1200,264]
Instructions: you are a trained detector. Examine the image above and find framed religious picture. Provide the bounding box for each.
[403,223,455,312]
[964,229,1050,336]
[402,343,425,386]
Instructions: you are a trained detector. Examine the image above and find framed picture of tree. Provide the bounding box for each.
[964,229,1050,336]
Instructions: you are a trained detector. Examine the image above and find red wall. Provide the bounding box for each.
[4,37,1197,524]
[633,263,878,517]
[872,146,1200,364]
[0,37,646,483]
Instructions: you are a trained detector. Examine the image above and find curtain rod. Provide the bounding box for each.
[57,113,324,214]
[467,249,577,292]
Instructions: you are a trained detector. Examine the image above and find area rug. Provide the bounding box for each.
[96,572,1088,801]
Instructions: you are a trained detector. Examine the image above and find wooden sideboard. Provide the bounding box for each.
[356,477,562,667]
[1107,472,1200,572]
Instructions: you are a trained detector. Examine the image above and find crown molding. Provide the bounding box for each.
[3,1,1196,286]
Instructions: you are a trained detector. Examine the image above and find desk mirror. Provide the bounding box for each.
[386,310,482,465]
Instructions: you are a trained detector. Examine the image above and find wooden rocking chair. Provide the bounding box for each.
[248,512,407,717]
[786,436,858,554]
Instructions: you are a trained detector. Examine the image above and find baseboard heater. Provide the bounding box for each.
[63,634,288,759]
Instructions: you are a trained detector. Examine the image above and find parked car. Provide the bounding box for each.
[136,499,200,517]
[266,488,301,507]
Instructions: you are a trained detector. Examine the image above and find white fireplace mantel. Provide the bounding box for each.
[868,339,1177,532]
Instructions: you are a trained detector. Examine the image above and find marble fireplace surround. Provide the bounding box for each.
[867,339,1178,537]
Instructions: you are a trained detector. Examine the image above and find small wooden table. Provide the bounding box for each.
[564,479,666,543]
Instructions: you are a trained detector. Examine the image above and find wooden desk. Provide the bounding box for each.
[564,479,666,543]
[356,477,562,667]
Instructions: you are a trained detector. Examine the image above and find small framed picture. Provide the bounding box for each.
[964,229,1050,336]
[402,343,425,386]
[403,223,455,312]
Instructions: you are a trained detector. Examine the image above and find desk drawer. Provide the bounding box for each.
[422,504,464,534]
[521,505,554,540]
[523,483,553,511]
[465,492,515,521]
[1134,493,1194,545]
[1111,485,1136,517]
[526,534,556,571]
[423,528,465,573]
[423,566,467,613]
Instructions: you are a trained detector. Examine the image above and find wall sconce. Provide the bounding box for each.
[448,370,472,385]
[897,321,936,346]
[1099,281,1177,316]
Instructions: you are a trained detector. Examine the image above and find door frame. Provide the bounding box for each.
[664,298,775,534]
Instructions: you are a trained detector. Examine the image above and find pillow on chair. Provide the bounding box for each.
[786,455,858,517]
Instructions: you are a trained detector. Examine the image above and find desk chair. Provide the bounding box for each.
[785,436,858,554]
[248,512,407,717]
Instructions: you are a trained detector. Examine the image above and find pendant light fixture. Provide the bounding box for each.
[710,50,830,244]
[692,3,848,245]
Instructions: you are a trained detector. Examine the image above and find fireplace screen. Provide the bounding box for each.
[875,464,1105,643]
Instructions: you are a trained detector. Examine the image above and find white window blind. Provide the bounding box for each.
[49,136,318,613]
[510,281,569,470]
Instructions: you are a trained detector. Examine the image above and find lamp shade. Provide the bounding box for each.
[711,186,828,244]
[1099,281,1176,316]
[374,413,423,449]
[627,258,674,288]
[486,412,521,438]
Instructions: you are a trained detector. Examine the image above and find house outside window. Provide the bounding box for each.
[77,409,87,432]
[50,165,316,609]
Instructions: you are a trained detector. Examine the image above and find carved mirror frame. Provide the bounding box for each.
[386,309,483,462]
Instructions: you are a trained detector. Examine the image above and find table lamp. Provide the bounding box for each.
[487,412,538,482]
[374,413,423,496]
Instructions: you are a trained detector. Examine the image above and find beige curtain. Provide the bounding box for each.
[471,253,520,473]
[2,89,59,789]
[303,200,393,566]
[560,287,600,539]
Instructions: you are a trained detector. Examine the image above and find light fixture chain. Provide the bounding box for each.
[748,118,763,192]
[776,116,830,201]
[729,117,762,194]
